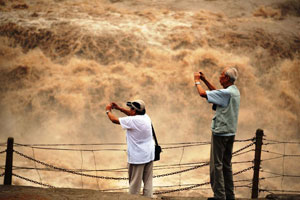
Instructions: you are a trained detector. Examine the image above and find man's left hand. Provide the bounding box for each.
[194,72,201,82]
[106,103,112,111]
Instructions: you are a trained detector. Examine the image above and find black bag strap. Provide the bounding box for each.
[151,124,159,146]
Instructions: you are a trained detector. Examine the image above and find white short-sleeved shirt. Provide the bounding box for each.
[206,88,235,136]
[119,114,155,164]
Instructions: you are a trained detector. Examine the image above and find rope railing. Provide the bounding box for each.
[13,150,128,181]
[2,134,300,197]
[13,148,211,180]
[261,156,284,162]
[15,142,127,146]
[12,166,128,173]
[9,157,254,195]
[1,138,255,195]
[0,149,6,154]
[259,135,300,196]
[259,188,300,194]
[154,166,254,195]
[263,139,300,145]
[13,138,253,151]
[15,146,127,152]
[10,175,250,193]
[260,170,300,178]
[11,171,247,194]
[12,173,55,188]
[101,177,254,192]
[232,142,255,156]
[261,150,300,157]
[14,138,252,147]
[11,139,254,181]
[10,163,196,172]
[2,151,253,195]
[10,159,253,173]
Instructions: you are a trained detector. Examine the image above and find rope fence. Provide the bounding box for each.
[1,131,300,198]
[259,136,300,196]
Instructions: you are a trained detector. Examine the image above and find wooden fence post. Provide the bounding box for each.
[251,129,264,199]
[4,137,14,185]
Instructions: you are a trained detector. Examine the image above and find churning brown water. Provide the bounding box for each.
[0,0,299,198]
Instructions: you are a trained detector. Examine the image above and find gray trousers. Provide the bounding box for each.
[210,134,235,200]
[128,161,153,197]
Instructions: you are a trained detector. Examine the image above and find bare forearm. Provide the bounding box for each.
[107,112,120,124]
[106,103,120,124]
[195,84,207,98]
[198,72,216,90]
[202,79,216,91]
[194,72,207,98]
[117,107,131,116]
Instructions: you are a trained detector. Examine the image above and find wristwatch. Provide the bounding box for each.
[106,110,110,114]
[195,82,201,85]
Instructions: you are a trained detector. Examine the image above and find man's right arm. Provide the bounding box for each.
[194,72,207,98]
[206,89,231,107]
[200,72,217,91]
[112,103,131,116]
[119,107,132,116]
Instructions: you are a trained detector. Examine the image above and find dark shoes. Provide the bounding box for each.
[207,198,235,200]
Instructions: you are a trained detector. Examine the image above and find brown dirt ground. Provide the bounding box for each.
[0,185,271,200]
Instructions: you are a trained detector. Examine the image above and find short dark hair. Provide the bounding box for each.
[135,109,146,115]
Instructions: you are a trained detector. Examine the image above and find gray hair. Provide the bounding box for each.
[225,67,238,83]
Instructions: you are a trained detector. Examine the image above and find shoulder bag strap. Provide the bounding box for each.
[151,124,159,146]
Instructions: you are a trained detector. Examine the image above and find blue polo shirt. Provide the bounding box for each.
[206,88,236,136]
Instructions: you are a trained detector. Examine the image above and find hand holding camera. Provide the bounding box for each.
[194,72,201,82]
[199,72,206,81]
[106,103,113,111]
[111,102,120,110]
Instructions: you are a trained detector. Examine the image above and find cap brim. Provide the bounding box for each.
[126,102,133,108]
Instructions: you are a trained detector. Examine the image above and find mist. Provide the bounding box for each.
[0,0,299,198]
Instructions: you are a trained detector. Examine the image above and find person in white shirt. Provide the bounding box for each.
[105,100,154,197]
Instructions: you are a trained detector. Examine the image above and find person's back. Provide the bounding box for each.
[120,114,154,164]
[105,99,154,197]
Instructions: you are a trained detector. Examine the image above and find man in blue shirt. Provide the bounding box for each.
[194,68,240,200]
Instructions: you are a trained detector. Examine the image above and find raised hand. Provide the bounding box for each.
[105,103,112,111]
[199,72,206,81]
[194,72,201,82]
[111,102,120,110]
